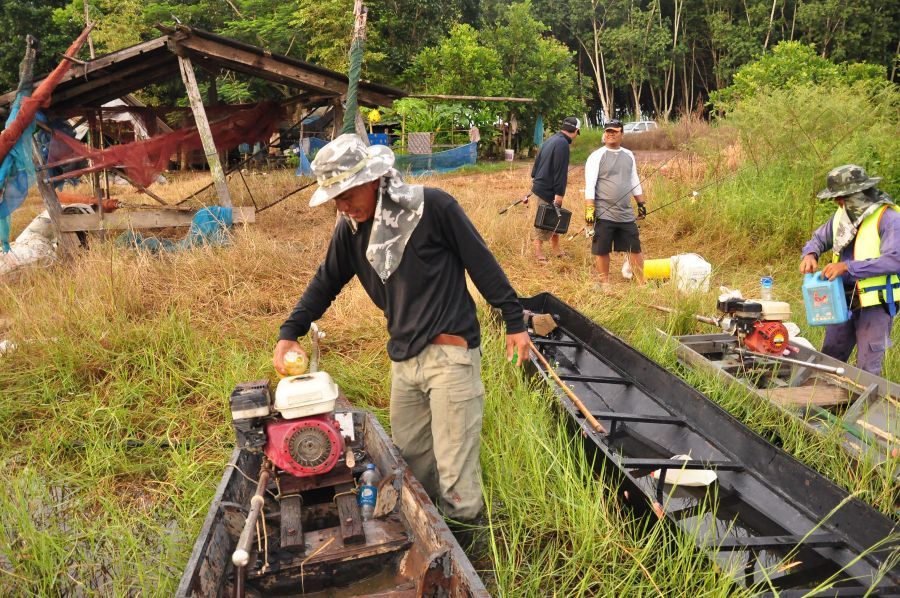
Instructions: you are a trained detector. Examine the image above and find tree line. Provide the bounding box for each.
[1,0,896,128]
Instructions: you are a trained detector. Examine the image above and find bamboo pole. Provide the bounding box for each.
[177,56,232,208]
[527,339,607,434]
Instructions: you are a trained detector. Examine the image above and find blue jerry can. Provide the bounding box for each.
[803,272,849,326]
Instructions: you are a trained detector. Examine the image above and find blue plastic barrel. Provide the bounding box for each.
[803,272,849,326]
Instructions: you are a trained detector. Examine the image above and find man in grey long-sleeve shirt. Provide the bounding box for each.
[273,134,530,520]
[800,164,898,375]
[583,120,647,288]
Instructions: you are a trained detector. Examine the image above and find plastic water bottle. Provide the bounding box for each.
[760,276,774,301]
[357,463,381,521]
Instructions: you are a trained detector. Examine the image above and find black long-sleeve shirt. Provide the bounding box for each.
[279,187,525,361]
[530,131,572,202]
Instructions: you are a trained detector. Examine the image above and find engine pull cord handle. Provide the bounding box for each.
[232,460,272,567]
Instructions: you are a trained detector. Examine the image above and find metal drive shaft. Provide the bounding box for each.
[733,348,845,376]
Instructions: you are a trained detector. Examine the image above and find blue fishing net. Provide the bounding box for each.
[394,142,477,176]
[295,137,328,177]
[118,206,233,253]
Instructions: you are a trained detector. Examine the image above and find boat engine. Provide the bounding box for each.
[716,297,791,355]
[229,372,345,477]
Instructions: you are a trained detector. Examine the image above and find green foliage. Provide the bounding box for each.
[710,42,888,111]
[220,0,305,56]
[0,1,81,93]
[703,83,899,256]
[409,24,506,98]
[795,0,898,66]
[483,1,582,141]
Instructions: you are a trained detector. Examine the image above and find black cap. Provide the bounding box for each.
[561,116,581,133]
[604,119,624,130]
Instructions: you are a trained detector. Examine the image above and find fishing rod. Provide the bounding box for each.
[588,145,690,223]
[498,164,581,215]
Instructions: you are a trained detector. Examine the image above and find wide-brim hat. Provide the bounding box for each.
[309,133,395,207]
[816,164,882,200]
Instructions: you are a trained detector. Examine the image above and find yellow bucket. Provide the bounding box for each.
[644,257,672,279]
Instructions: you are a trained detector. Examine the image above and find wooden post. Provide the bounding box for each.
[177,55,232,208]
[31,140,81,258]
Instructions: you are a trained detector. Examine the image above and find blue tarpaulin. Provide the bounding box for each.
[0,93,38,252]
[118,206,233,253]
[394,142,477,176]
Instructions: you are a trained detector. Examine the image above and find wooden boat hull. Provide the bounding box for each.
[177,407,489,597]
[671,332,899,474]
[522,293,899,595]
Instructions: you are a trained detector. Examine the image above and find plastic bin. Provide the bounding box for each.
[671,253,712,292]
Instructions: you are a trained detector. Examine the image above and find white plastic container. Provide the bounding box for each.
[671,253,712,293]
[274,371,339,419]
[651,454,718,487]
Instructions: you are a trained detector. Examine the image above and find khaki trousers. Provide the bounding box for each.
[390,344,485,520]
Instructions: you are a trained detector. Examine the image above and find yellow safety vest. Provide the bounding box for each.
[831,204,900,310]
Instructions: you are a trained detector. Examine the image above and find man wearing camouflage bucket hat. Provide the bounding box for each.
[273,133,531,520]
[800,164,899,375]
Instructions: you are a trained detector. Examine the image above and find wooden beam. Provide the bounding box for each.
[57,206,255,232]
[51,63,178,112]
[169,35,397,107]
[177,56,232,208]
[47,54,175,106]
[279,495,304,553]
[30,141,81,257]
[0,37,169,108]
[409,94,536,103]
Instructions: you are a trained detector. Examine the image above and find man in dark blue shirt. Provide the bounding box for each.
[528,116,579,263]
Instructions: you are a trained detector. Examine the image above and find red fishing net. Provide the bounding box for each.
[47,101,282,188]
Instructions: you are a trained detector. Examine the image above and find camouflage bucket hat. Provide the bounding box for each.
[309,133,395,207]
[816,164,882,200]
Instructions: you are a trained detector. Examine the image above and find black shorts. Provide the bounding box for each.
[591,220,641,255]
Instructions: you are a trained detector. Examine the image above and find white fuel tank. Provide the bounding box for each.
[274,371,339,419]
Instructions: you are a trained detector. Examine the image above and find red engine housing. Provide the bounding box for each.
[264,414,344,477]
[743,321,789,355]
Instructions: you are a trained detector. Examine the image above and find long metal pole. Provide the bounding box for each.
[528,339,607,434]
[232,462,271,568]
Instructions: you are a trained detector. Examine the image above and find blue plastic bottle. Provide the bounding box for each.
[357,463,380,520]
[802,272,849,326]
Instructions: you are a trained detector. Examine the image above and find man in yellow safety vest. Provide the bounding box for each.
[800,164,898,375]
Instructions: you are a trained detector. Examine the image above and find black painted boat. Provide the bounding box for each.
[671,331,899,476]
[176,399,488,597]
[522,292,899,596]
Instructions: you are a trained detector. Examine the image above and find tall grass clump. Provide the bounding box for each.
[477,328,744,596]
[705,83,899,262]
